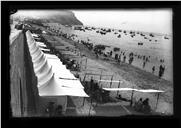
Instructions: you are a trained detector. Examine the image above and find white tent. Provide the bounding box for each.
[32,52,44,62]
[32,33,39,38]
[45,53,59,59]
[26,30,89,97]
[36,41,47,47]
[38,75,88,97]
[33,54,46,69]
[45,55,77,80]
[40,48,50,52]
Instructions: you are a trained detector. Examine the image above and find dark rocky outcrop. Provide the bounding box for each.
[12,10,83,26]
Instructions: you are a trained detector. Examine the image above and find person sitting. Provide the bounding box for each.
[134,98,143,111]
[55,105,63,116]
[118,94,122,99]
[116,94,129,102]
[143,104,151,114]
[45,102,55,117]
[116,94,122,100]
[142,98,151,113]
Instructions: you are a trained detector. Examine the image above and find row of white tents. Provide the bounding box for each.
[26,30,89,97]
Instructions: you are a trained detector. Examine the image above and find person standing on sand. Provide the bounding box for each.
[110,51,113,57]
[129,56,133,65]
[120,53,122,60]
[152,66,155,74]
[143,61,146,69]
[96,53,99,59]
[143,55,145,61]
[118,54,121,63]
[160,64,165,78]
[158,64,164,78]
[123,55,126,63]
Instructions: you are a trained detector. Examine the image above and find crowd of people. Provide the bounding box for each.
[134,98,151,114]
[112,50,165,78]
[47,25,166,79]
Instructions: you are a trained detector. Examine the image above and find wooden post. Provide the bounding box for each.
[100,70,103,80]
[82,97,86,107]
[85,58,88,70]
[88,97,93,116]
[99,70,103,84]
[80,57,82,71]
[83,73,87,82]
[130,88,135,107]
[109,75,114,88]
[117,80,121,96]
[155,93,160,110]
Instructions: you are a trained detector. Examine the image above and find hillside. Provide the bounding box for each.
[11,10,83,26]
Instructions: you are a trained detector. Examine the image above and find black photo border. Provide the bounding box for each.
[1,1,181,128]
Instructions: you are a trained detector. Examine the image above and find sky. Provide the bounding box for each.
[13,9,172,35]
[72,10,172,35]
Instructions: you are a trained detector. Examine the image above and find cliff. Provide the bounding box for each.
[11,10,83,26]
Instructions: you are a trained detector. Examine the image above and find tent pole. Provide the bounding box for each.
[88,97,93,116]
[117,80,121,96]
[100,70,103,81]
[130,89,135,107]
[82,97,86,107]
[99,69,103,85]
[155,93,160,110]
[80,57,82,71]
[85,58,87,70]
[109,75,114,88]
[83,73,87,82]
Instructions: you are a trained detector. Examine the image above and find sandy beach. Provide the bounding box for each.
[41,24,173,115]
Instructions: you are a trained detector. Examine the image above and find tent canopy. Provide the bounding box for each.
[39,76,88,97]
[26,30,89,97]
